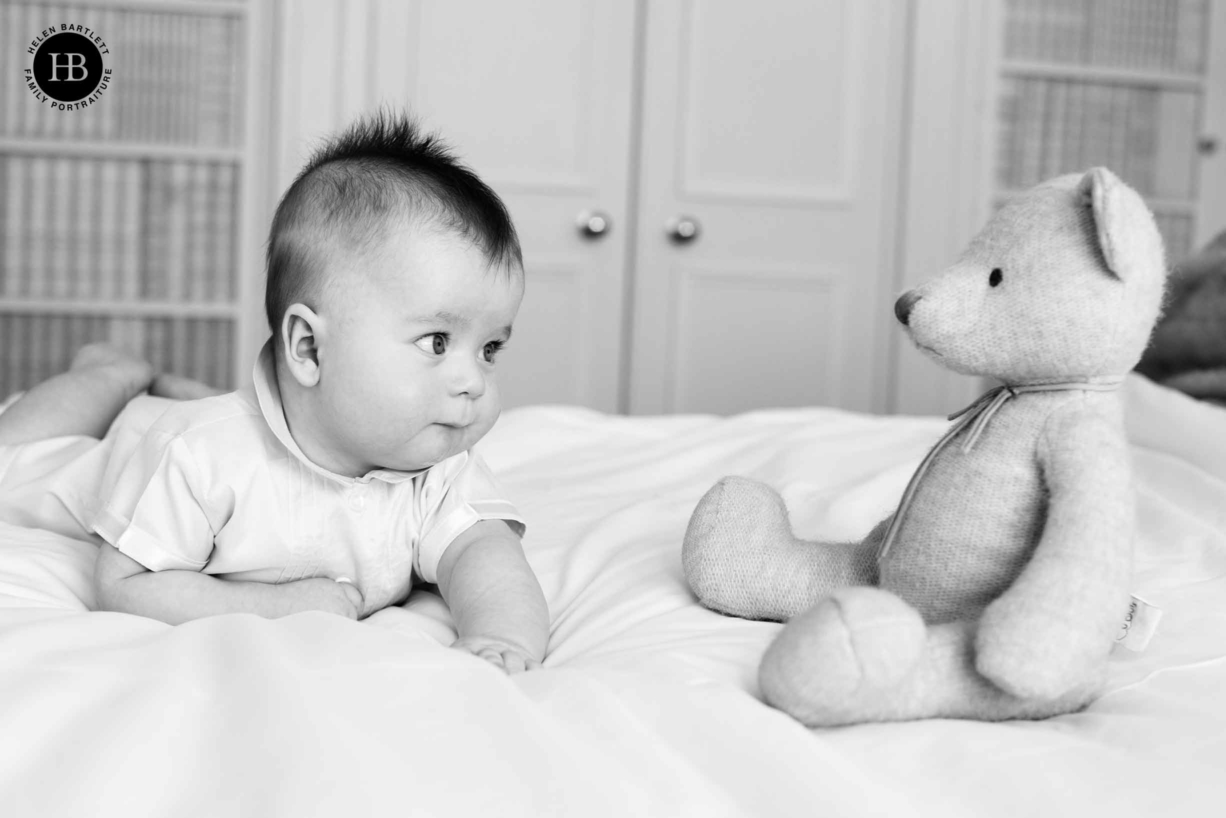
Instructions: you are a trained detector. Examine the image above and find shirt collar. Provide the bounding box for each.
[248,340,423,486]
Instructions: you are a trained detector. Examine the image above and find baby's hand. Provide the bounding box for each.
[452,636,542,674]
[293,577,363,620]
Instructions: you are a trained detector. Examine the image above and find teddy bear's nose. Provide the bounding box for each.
[894,291,922,326]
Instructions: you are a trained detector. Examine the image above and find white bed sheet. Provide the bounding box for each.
[1,374,1224,817]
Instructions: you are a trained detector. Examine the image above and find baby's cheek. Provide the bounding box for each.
[484,381,503,418]
[467,404,500,446]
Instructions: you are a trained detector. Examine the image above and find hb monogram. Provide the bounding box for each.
[47,53,89,82]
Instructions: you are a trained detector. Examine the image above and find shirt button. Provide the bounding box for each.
[348,489,366,512]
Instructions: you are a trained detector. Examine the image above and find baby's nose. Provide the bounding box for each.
[894,291,922,326]
[450,360,486,398]
[459,377,486,399]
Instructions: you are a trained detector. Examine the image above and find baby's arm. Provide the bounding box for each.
[436,519,549,673]
[94,545,363,625]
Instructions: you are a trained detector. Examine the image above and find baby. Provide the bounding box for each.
[31,113,545,673]
[0,347,223,537]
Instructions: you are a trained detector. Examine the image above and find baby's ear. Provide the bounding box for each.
[281,303,324,387]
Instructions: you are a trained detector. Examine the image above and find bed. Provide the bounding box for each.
[2,373,1224,817]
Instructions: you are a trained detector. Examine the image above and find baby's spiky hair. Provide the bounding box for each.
[264,111,523,332]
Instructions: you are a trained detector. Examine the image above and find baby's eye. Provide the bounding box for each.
[415,334,448,355]
[482,340,505,363]
[989,268,1003,287]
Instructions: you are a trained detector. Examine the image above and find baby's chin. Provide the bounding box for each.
[386,425,484,471]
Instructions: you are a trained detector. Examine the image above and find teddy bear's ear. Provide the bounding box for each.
[1078,166,1159,281]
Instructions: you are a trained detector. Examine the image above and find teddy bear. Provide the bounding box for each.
[1136,228,1226,406]
[682,167,1166,727]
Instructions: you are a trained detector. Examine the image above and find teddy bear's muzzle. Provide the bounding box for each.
[894,291,922,326]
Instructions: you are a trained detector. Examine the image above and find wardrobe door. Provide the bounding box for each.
[276,0,639,411]
[627,0,908,414]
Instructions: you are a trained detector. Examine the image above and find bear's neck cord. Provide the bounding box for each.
[876,377,1125,561]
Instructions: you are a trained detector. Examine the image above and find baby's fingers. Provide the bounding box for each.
[484,648,526,674]
[501,651,543,674]
[474,646,508,671]
[502,651,530,675]
[473,646,539,675]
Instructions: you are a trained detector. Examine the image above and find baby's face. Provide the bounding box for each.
[314,227,523,476]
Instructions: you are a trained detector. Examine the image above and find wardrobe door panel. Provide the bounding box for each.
[629,0,908,414]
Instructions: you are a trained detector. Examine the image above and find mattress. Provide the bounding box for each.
[1,373,1224,817]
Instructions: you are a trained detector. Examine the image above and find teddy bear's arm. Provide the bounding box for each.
[683,476,881,621]
[974,402,1133,701]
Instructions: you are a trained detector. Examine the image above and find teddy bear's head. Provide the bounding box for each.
[894,168,1166,383]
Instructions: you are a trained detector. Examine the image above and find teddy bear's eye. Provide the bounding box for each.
[989,268,1003,287]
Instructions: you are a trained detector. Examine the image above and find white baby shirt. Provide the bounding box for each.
[91,345,524,616]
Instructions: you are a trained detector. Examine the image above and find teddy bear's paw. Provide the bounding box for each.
[684,476,790,550]
[758,588,926,726]
[683,476,798,619]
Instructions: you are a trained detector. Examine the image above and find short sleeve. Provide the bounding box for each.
[413,450,525,584]
[91,429,217,572]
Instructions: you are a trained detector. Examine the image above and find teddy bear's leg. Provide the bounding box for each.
[759,588,1103,727]
[758,587,926,724]
[683,476,880,621]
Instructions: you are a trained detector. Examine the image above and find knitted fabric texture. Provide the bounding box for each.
[682,477,880,622]
[682,167,1166,727]
[876,387,1129,625]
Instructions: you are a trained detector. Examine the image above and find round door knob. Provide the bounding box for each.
[666,216,701,243]
[577,210,611,238]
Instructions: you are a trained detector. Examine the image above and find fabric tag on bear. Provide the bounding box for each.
[1115,595,1161,652]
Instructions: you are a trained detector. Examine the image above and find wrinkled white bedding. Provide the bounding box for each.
[1,374,1224,817]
